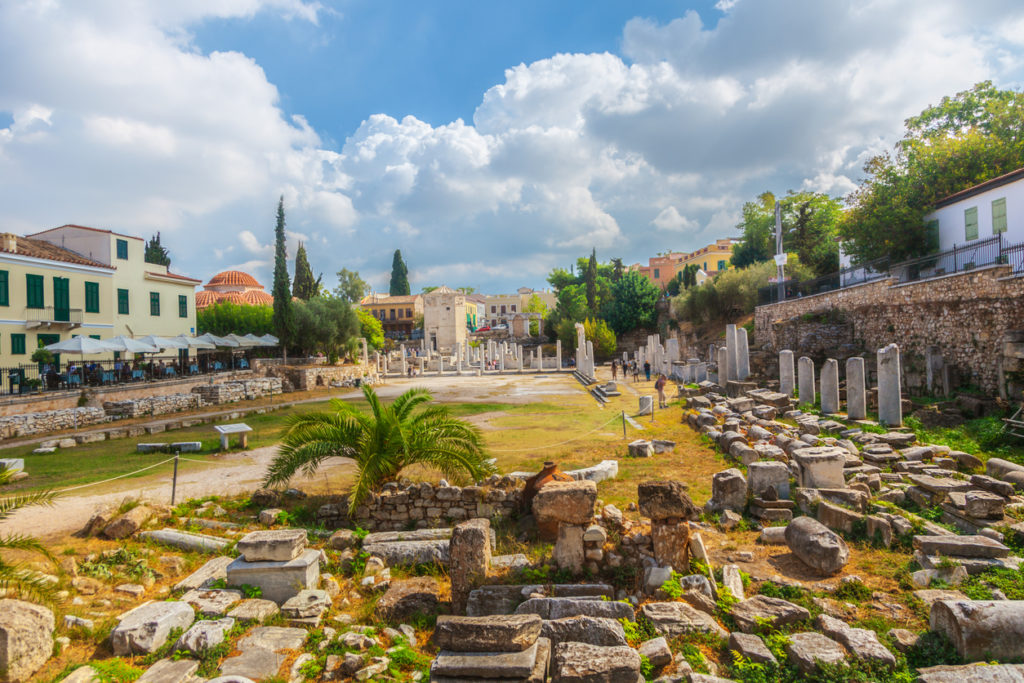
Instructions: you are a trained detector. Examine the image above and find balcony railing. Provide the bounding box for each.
[25,307,84,327]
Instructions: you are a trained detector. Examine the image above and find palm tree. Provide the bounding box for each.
[264,385,496,514]
[0,469,59,602]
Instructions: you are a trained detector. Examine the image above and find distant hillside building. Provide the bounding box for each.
[483,287,556,328]
[359,292,424,340]
[630,238,738,289]
[196,270,274,310]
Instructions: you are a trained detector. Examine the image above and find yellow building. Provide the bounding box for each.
[0,225,200,369]
[628,239,738,289]
[359,293,424,340]
[483,287,556,328]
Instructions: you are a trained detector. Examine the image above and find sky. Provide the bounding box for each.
[1,1,1023,296]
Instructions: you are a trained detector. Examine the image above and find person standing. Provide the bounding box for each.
[643,360,651,382]
[655,373,668,408]
[611,360,618,381]
[632,360,639,382]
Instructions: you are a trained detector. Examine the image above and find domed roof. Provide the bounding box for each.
[195,291,219,308]
[241,289,274,306]
[207,270,262,287]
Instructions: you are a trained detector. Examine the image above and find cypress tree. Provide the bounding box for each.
[585,248,598,312]
[389,249,410,295]
[144,232,171,266]
[271,197,295,354]
[292,242,321,300]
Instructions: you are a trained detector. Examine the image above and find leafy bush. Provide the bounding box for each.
[672,258,811,324]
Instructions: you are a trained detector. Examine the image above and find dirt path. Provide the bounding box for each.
[4,445,357,542]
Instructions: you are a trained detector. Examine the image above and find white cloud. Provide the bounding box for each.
[1,0,1023,292]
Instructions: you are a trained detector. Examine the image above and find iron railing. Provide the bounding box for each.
[24,307,84,326]
[758,236,1024,305]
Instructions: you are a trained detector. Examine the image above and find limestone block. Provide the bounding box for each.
[0,599,54,683]
[552,642,640,683]
[111,601,195,656]
[434,614,541,652]
[237,529,307,563]
[638,480,699,520]
[449,518,491,616]
[930,600,1024,662]
[226,548,320,605]
[793,447,847,489]
[553,524,585,573]
[785,516,849,575]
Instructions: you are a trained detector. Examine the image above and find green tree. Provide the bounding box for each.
[583,318,616,359]
[292,242,322,301]
[334,268,370,304]
[665,272,684,297]
[840,81,1024,263]
[682,264,700,289]
[264,386,496,514]
[0,469,59,602]
[584,248,598,312]
[524,293,549,336]
[144,232,171,266]
[357,307,384,350]
[271,197,295,355]
[197,301,273,336]
[673,258,812,324]
[731,191,841,276]
[604,270,660,334]
[610,257,624,282]
[389,250,410,295]
[291,296,360,361]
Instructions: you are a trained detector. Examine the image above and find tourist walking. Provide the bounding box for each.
[655,373,667,408]
[631,361,639,382]
[643,360,651,382]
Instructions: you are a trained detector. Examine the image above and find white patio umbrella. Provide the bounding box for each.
[194,333,239,347]
[224,333,260,347]
[258,334,279,345]
[44,336,113,354]
[174,334,216,349]
[102,335,160,354]
[138,335,189,350]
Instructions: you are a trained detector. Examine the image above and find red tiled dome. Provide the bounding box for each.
[241,290,274,305]
[207,270,262,287]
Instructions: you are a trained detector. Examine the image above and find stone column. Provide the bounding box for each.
[517,349,524,373]
[716,348,733,385]
[846,357,867,420]
[536,345,543,371]
[556,339,562,370]
[725,324,738,384]
[438,355,444,375]
[456,351,463,375]
[498,347,505,372]
[779,350,795,397]
[360,338,368,366]
[877,343,902,427]
[736,328,750,381]
[418,357,425,375]
[400,344,407,376]
[798,356,815,406]
[820,358,840,414]
[449,518,491,615]
[586,341,595,378]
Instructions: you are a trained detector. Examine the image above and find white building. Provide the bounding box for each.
[923,167,1023,250]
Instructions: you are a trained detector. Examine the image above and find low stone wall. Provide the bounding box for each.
[191,378,282,404]
[0,407,109,439]
[271,364,372,391]
[317,477,524,531]
[103,393,202,418]
[754,265,1024,396]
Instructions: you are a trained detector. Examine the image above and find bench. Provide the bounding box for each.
[214,423,252,451]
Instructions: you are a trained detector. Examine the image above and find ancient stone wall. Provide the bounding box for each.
[754,265,1024,395]
[191,378,282,404]
[0,407,109,439]
[103,393,202,418]
[270,364,372,391]
[316,477,524,532]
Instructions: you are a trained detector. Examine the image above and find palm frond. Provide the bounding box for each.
[0,562,60,603]
[0,489,59,521]
[0,533,55,561]
[391,387,434,421]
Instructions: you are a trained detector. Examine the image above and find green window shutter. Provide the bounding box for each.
[89,335,100,340]
[0,270,7,306]
[150,292,160,316]
[85,282,100,313]
[992,197,1007,234]
[178,295,187,318]
[925,219,940,252]
[116,239,128,259]
[11,334,25,355]
[117,289,130,315]
[26,274,44,308]
[964,207,979,241]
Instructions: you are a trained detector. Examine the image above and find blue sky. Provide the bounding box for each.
[1,0,1023,295]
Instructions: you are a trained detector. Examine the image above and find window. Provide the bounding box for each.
[178,295,188,318]
[490,305,496,313]
[992,197,1007,234]
[85,282,100,313]
[500,305,506,314]
[653,268,660,279]
[26,274,44,309]
[389,308,396,320]
[150,292,160,316]
[11,334,25,355]
[116,239,129,259]
[406,308,412,317]
[89,335,100,340]
[511,305,517,313]
[0,270,7,307]
[397,308,403,319]
[117,289,129,315]
[703,262,708,271]
[965,206,979,241]
[717,260,727,271]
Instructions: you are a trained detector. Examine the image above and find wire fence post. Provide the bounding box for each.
[171,451,180,505]
[651,398,655,423]
[621,410,626,439]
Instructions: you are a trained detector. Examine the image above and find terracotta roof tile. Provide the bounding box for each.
[0,235,111,268]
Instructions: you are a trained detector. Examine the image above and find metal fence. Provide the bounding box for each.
[758,236,1024,305]
[1,352,254,397]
